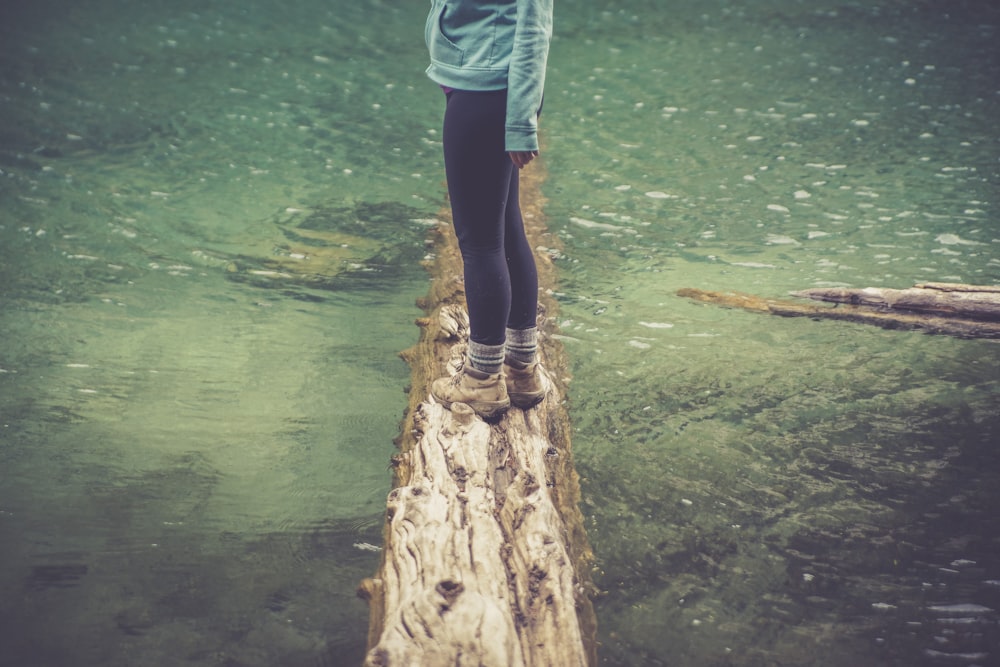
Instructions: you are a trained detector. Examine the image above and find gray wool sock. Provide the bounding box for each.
[467,340,505,375]
[505,327,537,366]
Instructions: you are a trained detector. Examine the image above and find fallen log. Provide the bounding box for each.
[792,283,1000,321]
[358,163,597,666]
[677,284,1000,339]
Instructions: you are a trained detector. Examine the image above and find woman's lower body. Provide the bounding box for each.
[430,88,545,418]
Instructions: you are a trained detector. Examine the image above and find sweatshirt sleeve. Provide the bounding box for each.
[505,0,553,152]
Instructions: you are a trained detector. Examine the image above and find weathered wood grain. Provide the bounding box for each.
[792,283,1000,321]
[358,164,597,666]
[677,284,1000,339]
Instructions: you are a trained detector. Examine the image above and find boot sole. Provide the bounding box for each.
[509,392,545,410]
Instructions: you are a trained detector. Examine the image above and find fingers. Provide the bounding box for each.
[509,151,539,169]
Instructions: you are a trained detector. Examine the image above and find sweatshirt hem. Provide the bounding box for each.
[427,63,509,92]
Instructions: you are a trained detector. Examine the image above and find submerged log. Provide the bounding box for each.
[792,283,1000,321]
[358,164,597,666]
[677,283,1000,339]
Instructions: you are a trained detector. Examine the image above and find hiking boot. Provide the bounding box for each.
[431,364,510,420]
[504,360,546,409]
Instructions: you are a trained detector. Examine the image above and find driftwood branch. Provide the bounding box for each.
[678,283,1000,339]
[792,283,1000,321]
[358,164,597,666]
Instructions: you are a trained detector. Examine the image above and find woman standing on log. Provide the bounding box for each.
[425,0,554,419]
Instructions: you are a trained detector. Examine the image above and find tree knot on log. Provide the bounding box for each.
[520,472,541,497]
[356,577,382,603]
[365,648,389,667]
[435,579,465,613]
[451,466,469,492]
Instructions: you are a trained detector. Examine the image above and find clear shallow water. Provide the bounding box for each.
[545,2,1000,666]
[1,1,440,664]
[1,1,998,666]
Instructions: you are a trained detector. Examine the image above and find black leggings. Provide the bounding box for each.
[443,88,538,346]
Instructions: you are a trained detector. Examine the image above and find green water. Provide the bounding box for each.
[546,3,1000,666]
[1,1,997,666]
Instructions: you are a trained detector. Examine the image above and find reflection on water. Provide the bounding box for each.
[1,0,998,665]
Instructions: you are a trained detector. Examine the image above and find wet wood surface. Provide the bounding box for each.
[358,164,597,666]
[678,282,1000,339]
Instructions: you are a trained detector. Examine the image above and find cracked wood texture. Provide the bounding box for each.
[678,282,1000,339]
[358,163,597,666]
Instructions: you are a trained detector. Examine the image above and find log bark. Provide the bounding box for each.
[358,163,597,666]
[677,284,1000,339]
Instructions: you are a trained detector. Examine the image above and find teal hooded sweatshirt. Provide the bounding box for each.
[424,0,553,152]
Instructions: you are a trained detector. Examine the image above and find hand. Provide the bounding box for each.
[508,150,539,169]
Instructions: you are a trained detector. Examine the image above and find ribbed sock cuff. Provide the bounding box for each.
[505,326,537,366]
[467,340,505,375]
